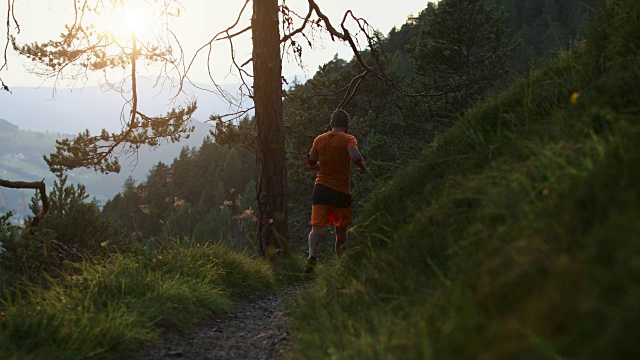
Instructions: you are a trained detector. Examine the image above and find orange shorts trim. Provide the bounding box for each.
[310,205,352,227]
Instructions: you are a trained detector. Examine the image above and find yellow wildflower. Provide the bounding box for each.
[570,92,580,104]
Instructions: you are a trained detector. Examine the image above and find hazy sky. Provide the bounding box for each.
[0,0,432,88]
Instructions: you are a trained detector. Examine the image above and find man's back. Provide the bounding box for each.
[311,131,358,194]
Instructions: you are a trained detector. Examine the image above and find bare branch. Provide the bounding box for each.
[280,3,313,45]
[338,69,368,109]
[183,0,251,79]
[207,106,255,123]
[177,0,254,121]
[219,25,252,41]
[307,0,454,102]
[226,30,253,96]
[241,2,313,68]
[237,0,452,103]
[1,0,19,91]
[0,178,49,227]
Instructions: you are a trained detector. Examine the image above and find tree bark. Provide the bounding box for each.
[252,0,288,258]
[0,179,49,227]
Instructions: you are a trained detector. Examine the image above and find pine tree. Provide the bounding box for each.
[409,0,513,114]
[222,148,244,193]
[522,0,546,24]
[240,180,257,211]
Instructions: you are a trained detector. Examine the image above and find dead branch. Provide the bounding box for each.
[177,0,252,114]
[238,0,454,109]
[313,3,455,103]
[184,0,251,78]
[280,3,313,45]
[207,106,256,123]
[0,178,49,227]
[219,25,252,41]
[1,0,19,91]
[338,69,369,109]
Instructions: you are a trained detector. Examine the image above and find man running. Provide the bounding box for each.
[305,109,366,273]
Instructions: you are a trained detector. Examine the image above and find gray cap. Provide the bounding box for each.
[330,109,349,128]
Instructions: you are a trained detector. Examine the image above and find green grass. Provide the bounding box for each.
[290,1,640,358]
[0,239,303,359]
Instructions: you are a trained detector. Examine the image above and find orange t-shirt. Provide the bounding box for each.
[310,131,358,194]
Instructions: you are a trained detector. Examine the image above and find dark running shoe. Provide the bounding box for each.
[304,256,318,274]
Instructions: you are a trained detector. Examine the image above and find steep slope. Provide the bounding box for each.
[292,1,640,358]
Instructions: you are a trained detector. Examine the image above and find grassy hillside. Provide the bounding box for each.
[0,119,63,176]
[0,121,65,214]
[291,1,640,358]
[0,239,302,358]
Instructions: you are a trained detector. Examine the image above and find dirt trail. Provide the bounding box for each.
[140,284,305,360]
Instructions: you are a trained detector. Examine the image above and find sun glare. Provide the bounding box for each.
[94,1,153,41]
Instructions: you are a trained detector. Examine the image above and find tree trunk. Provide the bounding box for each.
[252,0,288,258]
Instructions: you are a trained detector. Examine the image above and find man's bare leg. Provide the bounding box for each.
[308,225,326,258]
[335,226,348,257]
[305,225,326,273]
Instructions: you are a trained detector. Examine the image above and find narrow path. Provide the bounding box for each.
[140,284,304,360]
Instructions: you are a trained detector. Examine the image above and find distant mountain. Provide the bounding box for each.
[0,119,19,132]
[0,79,254,217]
[0,117,212,216]
[0,80,252,134]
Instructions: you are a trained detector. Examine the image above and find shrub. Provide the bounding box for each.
[0,177,133,286]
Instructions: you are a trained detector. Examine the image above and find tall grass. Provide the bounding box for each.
[0,239,303,359]
[290,1,640,358]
